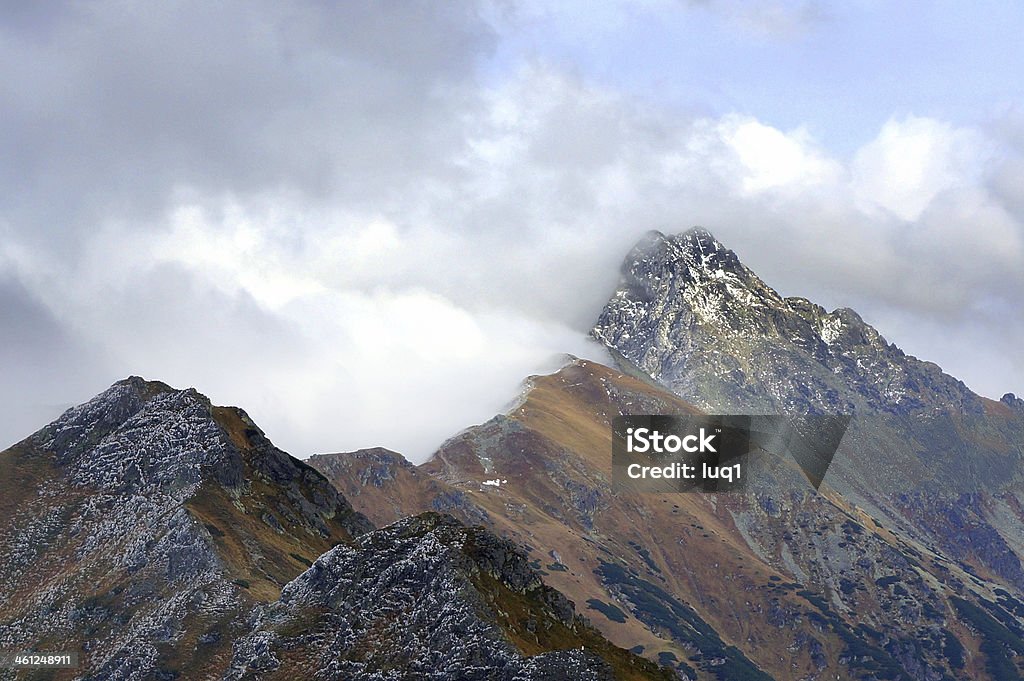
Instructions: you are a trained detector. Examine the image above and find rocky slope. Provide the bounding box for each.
[0,377,371,680]
[318,359,1024,680]
[229,512,672,681]
[316,239,1024,680]
[592,229,1024,588]
[0,379,666,680]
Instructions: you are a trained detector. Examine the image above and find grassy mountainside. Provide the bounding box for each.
[315,359,1024,680]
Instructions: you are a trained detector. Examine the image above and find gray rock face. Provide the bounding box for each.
[593,229,978,417]
[2,381,664,680]
[0,377,370,680]
[592,228,1024,587]
[1,380,242,678]
[229,513,616,681]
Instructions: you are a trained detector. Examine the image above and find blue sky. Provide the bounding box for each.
[1,1,1023,459]
[490,1,1024,153]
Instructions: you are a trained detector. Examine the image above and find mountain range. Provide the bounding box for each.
[3,228,1023,680]
[0,378,666,680]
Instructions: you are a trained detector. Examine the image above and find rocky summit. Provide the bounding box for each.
[592,228,980,417]
[593,228,1024,588]
[0,379,666,680]
[314,228,1024,680]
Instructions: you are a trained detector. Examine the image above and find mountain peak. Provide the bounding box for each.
[624,227,744,280]
[113,374,175,395]
[594,227,979,417]
[674,226,729,253]
[34,377,218,465]
[1,377,375,679]
[598,228,786,354]
[26,378,370,539]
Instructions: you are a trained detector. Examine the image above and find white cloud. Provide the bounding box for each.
[852,116,991,221]
[2,4,1023,461]
[719,115,842,194]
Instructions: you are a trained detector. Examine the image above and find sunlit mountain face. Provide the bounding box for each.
[315,230,1024,680]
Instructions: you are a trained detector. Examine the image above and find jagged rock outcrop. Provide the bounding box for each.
[592,228,1024,588]
[230,512,672,681]
[0,379,668,680]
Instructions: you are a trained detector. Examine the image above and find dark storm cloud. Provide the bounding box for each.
[0,1,494,252]
[0,273,113,448]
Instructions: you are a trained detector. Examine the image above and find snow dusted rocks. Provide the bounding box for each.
[593,228,980,416]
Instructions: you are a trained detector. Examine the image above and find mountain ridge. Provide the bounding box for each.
[592,227,1024,588]
[317,358,1022,680]
[313,228,1024,680]
[6,227,1024,679]
[593,227,983,416]
[0,377,670,680]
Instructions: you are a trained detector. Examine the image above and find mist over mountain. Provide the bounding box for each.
[4,227,1024,679]
[4,4,1024,680]
[312,229,1024,680]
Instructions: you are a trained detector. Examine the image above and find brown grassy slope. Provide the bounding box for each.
[316,359,1019,680]
[308,446,457,528]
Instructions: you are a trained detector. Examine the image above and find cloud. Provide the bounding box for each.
[27,239,608,459]
[0,270,113,449]
[719,116,841,194]
[1,3,1023,461]
[852,116,991,221]
[0,1,494,248]
[692,0,830,38]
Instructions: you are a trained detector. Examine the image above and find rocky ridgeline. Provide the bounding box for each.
[593,228,1024,589]
[593,228,980,416]
[230,512,624,680]
[0,380,666,680]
